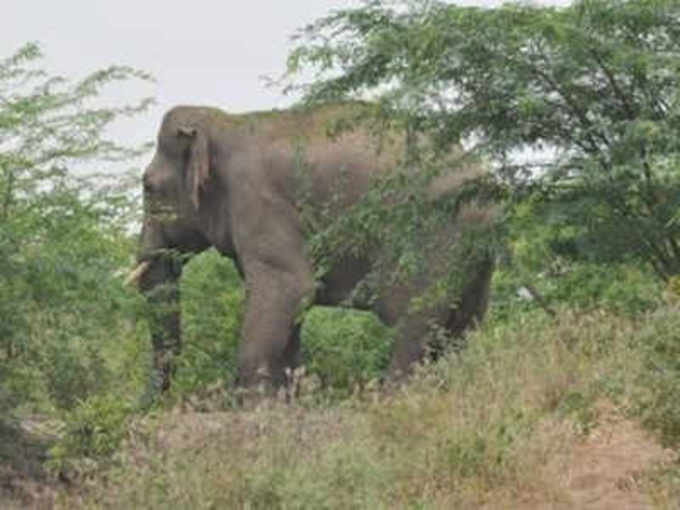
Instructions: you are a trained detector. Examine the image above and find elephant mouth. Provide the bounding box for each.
[124,247,183,287]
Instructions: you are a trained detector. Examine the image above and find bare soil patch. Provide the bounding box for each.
[489,404,677,509]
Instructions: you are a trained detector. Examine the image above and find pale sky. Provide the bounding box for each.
[4,0,572,157]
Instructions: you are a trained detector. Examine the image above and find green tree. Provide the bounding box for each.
[287,0,680,283]
[0,42,153,414]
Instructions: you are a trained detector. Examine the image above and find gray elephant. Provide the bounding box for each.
[128,102,495,393]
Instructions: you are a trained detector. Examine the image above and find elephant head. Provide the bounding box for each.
[137,108,219,265]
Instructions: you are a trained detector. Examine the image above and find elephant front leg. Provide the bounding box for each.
[237,269,314,391]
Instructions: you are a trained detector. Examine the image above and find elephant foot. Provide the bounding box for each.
[153,349,175,391]
[138,352,175,409]
[234,364,301,407]
[237,365,277,390]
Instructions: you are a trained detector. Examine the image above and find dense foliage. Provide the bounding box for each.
[288,0,680,285]
[0,42,153,415]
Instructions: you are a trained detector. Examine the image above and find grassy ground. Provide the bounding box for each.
[4,305,680,509]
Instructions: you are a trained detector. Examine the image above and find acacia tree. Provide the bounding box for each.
[287,0,680,283]
[0,43,153,412]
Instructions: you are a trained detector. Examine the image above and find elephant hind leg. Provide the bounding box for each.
[371,282,429,378]
[387,317,430,378]
[444,258,493,338]
[381,259,494,378]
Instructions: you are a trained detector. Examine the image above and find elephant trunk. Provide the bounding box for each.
[133,217,184,398]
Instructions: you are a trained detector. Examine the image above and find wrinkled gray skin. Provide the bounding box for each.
[136,103,494,393]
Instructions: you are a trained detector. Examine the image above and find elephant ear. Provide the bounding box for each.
[178,125,210,209]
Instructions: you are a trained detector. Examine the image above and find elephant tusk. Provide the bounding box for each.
[124,261,150,287]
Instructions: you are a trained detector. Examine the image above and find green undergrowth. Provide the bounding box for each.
[51,304,680,509]
[173,249,395,400]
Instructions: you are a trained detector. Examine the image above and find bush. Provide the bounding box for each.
[0,42,152,419]
[47,394,133,475]
[492,261,663,322]
[302,308,393,395]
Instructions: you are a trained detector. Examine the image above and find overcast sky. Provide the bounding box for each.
[5,0,572,156]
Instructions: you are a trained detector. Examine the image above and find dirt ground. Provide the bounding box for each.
[2,403,677,509]
[489,404,678,509]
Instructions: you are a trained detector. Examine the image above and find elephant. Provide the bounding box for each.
[128,102,496,394]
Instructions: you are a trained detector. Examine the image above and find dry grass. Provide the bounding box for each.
[7,307,680,509]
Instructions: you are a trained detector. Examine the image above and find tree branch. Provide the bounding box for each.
[590,48,636,119]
